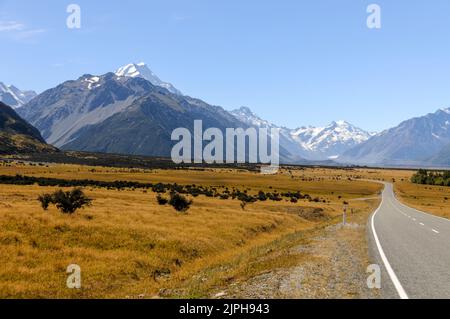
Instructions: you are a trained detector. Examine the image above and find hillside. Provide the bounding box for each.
[0,102,57,154]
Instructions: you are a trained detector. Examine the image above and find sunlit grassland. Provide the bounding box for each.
[394,182,450,219]
[0,162,383,298]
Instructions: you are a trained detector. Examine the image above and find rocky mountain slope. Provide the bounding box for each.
[0,102,57,154]
[340,108,450,166]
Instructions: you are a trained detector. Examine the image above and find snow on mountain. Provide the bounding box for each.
[0,82,37,108]
[82,75,102,90]
[231,106,372,160]
[291,121,373,156]
[115,63,182,95]
[231,106,273,128]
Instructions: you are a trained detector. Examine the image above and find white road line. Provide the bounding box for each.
[388,187,444,237]
[371,196,409,299]
[393,191,450,225]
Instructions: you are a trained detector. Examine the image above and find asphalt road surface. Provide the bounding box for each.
[369,182,450,299]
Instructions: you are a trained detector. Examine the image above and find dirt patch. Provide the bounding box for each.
[297,207,329,221]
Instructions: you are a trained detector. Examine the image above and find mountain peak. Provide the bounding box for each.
[0,81,37,109]
[115,62,182,95]
[231,106,272,128]
[235,106,256,116]
[230,106,372,160]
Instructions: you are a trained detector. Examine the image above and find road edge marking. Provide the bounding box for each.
[371,193,409,299]
[393,191,450,224]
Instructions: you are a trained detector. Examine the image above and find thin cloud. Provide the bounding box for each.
[0,20,46,42]
[16,28,46,39]
[0,21,25,32]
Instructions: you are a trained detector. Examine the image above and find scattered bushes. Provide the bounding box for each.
[157,193,192,212]
[38,188,92,214]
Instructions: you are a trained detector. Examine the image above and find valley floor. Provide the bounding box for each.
[0,161,441,299]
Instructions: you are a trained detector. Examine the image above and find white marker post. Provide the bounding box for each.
[343,204,348,226]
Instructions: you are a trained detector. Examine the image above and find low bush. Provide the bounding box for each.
[168,193,192,212]
[156,194,169,205]
[38,188,92,214]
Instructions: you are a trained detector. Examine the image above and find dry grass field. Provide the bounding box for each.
[0,161,383,298]
[287,166,450,219]
[4,161,439,298]
[394,182,450,219]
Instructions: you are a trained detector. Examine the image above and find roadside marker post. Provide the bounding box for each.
[343,204,348,226]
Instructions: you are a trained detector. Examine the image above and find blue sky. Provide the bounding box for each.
[1,0,450,132]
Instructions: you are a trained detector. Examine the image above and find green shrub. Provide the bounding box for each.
[38,188,92,214]
[169,193,192,212]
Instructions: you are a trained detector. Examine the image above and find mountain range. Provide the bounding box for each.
[16,63,368,163]
[18,67,291,161]
[2,62,449,167]
[231,106,373,161]
[339,108,450,166]
[0,82,37,109]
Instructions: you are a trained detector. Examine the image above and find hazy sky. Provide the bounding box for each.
[1,0,450,132]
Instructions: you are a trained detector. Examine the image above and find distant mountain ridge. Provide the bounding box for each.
[428,142,450,166]
[19,69,300,162]
[0,82,37,109]
[16,62,450,167]
[340,108,450,166]
[231,106,373,160]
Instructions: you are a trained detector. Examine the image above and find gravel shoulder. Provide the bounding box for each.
[219,199,382,299]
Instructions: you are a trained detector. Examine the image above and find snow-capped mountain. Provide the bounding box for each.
[18,73,158,147]
[231,106,310,160]
[115,63,182,96]
[17,72,252,159]
[291,121,374,159]
[0,82,37,108]
[231,106,372,160]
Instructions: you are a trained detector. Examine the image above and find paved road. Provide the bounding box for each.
[369,182,450,299]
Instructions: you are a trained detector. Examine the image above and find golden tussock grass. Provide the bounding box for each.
[0,163,385,298]
[394,181,450,219]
